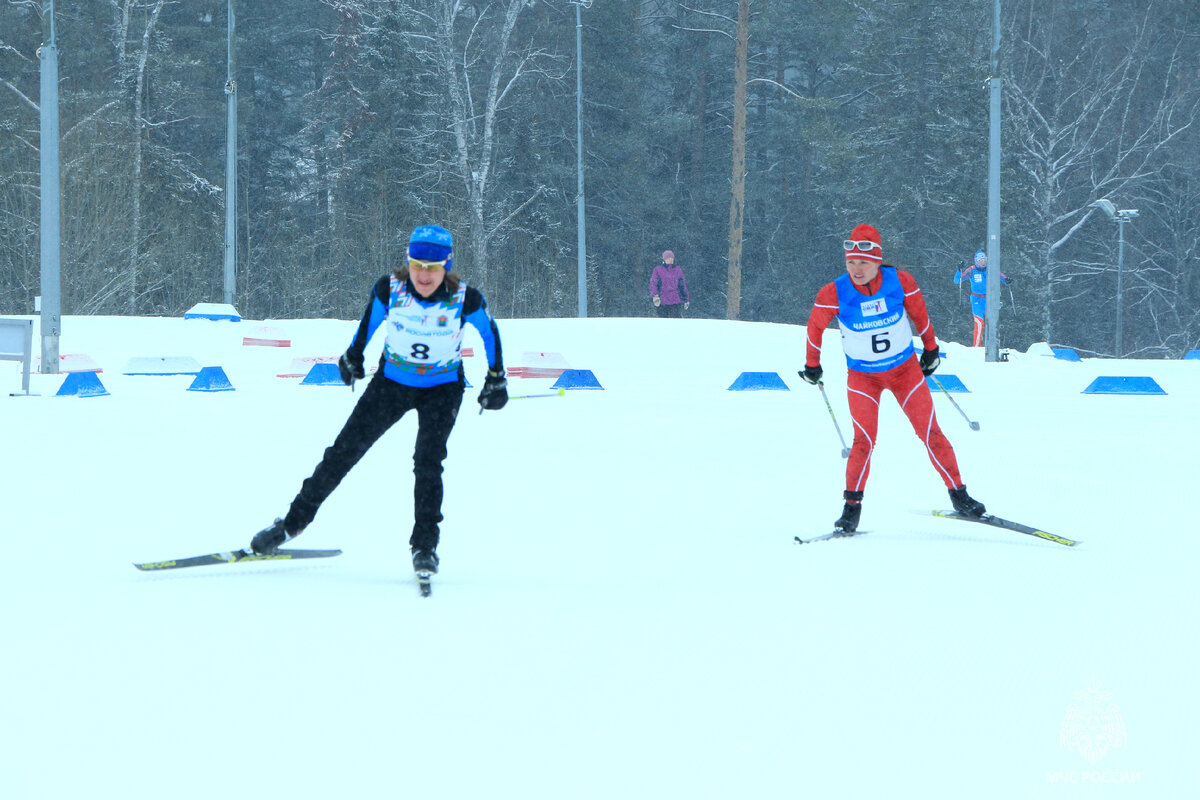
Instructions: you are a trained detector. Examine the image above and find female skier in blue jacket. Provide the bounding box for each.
[250,225,507,577]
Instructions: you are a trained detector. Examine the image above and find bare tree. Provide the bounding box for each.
[725,0,748,320]
[67,0,168,315]
[1004,2,1198,350]
[0,6,41,311]
[1126,155,1200,356]
[118,0,166,313]
[671,0,749,319]
[397,0,552,285]
[296,0,379,314]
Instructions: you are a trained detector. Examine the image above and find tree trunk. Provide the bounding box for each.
[432,0,531,285]
[726,0,749,320]
[124,0,165,314]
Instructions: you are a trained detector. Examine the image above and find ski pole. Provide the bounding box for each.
[817,381,851,459]
[511,388,567,401]
[930,375,981,431]
[479,387,566,414]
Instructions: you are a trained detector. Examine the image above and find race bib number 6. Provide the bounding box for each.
[840,317,908,363]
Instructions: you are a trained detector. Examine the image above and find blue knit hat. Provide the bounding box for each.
[974,250,987,268]
[409,225,453,266]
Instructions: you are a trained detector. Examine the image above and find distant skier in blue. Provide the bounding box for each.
[954,250,1007,347]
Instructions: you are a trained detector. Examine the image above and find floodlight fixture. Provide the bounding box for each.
[1088,199,1139,357]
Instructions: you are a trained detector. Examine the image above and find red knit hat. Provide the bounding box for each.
[844,223,882,263]
[662,250,675,261]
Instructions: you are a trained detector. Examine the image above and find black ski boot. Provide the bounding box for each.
[835,490,864,532]
[251,518,294,555]
[949,485,986,517]
[412,548,439,575]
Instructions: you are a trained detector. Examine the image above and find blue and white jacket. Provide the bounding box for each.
[346,274,503,388]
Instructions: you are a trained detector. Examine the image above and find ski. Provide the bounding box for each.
[134,548,343,571]
[416,571,433,597]
[930,510,1080,547]
[794,530,868,545]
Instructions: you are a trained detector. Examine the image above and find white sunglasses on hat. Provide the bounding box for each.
[844,239,880,252]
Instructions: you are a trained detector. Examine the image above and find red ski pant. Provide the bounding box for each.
[844,356,963,495]
[971,314,985,347]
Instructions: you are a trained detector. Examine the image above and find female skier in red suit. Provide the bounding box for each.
[799,223,986,533]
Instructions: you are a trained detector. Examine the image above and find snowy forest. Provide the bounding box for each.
[1,0,1197,356]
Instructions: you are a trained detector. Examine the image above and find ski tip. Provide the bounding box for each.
[132,547,342,572]
[930,510,1080,547]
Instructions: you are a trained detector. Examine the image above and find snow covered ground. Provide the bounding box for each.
[1,313,1195,799]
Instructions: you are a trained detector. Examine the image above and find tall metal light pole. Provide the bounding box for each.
[984,0,1002,363]
[39,0,61,373]
[1089,199,1138,357]
[223,0,237,306]
[571,1,591,318]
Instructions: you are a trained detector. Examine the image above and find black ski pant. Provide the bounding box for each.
[284,374,464,552]
[655,303,684,318]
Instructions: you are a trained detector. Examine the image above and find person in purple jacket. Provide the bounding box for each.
[649,250,690,318]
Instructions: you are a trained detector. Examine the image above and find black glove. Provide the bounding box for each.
[799,365,823,385]
[338,350,365,385]
[478,370,508,411]
[919,348,941,377]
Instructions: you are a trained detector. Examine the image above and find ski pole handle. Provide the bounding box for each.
[817,381,852,459]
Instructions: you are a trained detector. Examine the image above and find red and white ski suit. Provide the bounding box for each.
[805,266,964,495]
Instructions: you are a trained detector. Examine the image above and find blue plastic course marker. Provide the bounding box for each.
[727,371,789,391]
